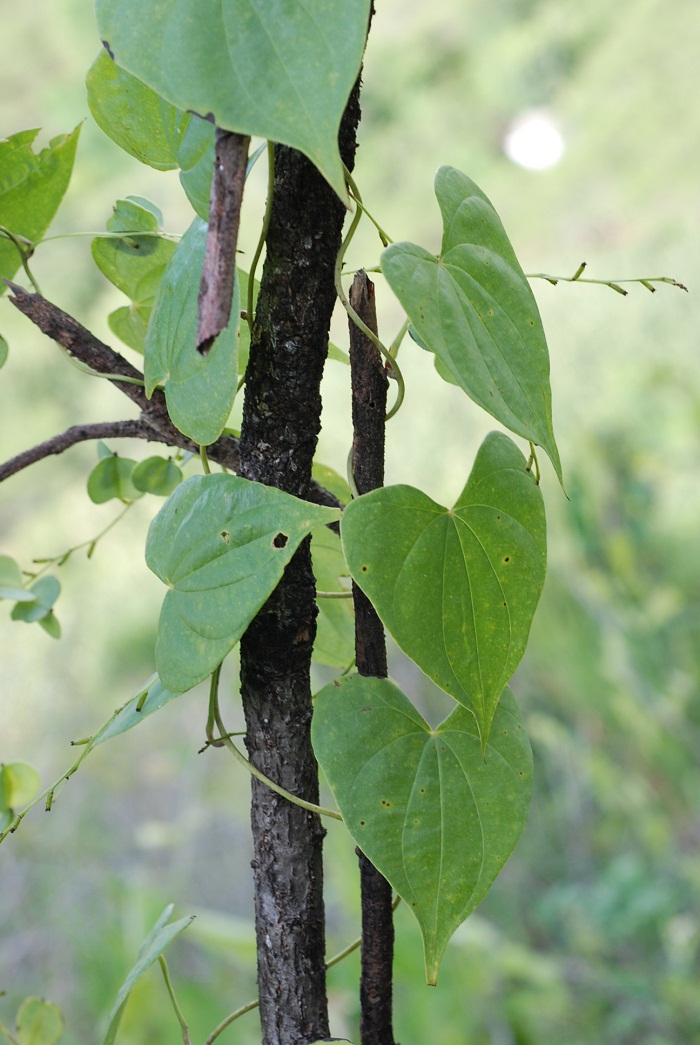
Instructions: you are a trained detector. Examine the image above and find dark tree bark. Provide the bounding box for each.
[348,273,397,1045]
[236,88,362,1044]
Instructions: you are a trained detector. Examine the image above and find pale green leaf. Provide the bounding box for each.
[95,0,371,201]
[311,463,351,507]
[0,555,34,601]
[382,167,561,481]
[92,677,184,748]
[0,333,8,367]
[87,455,144,504]
[146,474,339,692]
[312,675,532,984]
[11,576,61,625]
[0,761,41,811]
[103,905,194,1045]
[144,217,239,445]
[341,432,546,746]
[0,127,80,290]
[311,526,354,668]
[15,997,64,1045]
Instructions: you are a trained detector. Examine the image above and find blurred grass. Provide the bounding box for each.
[1,0,699,1042]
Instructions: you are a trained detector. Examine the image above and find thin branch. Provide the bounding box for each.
[1,282,340,508]
[197,130,250,354]
[0,420,150,482]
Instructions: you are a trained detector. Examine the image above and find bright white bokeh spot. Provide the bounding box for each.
[503,110,565,171]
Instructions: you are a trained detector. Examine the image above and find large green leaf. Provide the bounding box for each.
[312,674,532,984]
[144,217,239,445]
[87,50,215,219]
[0,127,80,290]
[341,432,546,747]
[382,167,561,481]
[103,904,194,1045]
[146,474,339,692]
[92,197,176,353]
[95,0,371,201]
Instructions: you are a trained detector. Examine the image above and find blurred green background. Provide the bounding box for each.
[1,0,699,1042]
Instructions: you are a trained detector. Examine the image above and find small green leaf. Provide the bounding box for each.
[132,456,183,496]
[0,127,80,290]
[341,432,546,747]
[92,196,176,353]
[327,341,349,365]
[144,217,239,445]
[103,905,194,1045]
[87,454,144,504]
[146,474,339,692]
[11,576,61,624]
[312,675,532,984]
[15,997,64,1045]
[95,0,371,201]
[93,677,184,748]
[311,526,354,668]
[0,555,34,601]
[382,167,561,482]
[0,761,41,811]
[37,612,61,640]
[0,332,8,367]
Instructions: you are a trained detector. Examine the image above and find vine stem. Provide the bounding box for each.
[208,671,342,821]
[527,262,688,295]
[246,141,275,341]
[334,179,406,421]
[28,503,133,579]
[158,956,192,1045]
[0,225,41,294]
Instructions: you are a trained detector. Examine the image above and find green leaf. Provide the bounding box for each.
[103,904,194,1045]
[37,612,61,640]
[0,333,8,367]
[146,474,340,692]
[311,526,354,668]
[311,463,352,507]
[92,196,176,353]
[382,167,562,482]
[87,51,216,219]
[15,997,64,1045]
[144,217,239,445]
[0,555,34,601]
[11,576,61,625]
[312,675,532,984]
[132,456,183,496]
[0,761,41,811]
[95,0,371,201]
[87,454,144,504]
[0,127,80,290]
[87,49,179,170]
[341,432,546,747]
[92,677,184,748]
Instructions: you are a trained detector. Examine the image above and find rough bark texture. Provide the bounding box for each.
[237,88,361,1044]
[348,273,397,1045]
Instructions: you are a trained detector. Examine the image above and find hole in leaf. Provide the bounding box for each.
[361,565,368,572]
[273,532,288,549]
[504,556,510,563]
[220,530,231,544]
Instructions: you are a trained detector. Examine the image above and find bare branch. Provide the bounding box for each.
[197,130,250,354]
[1,281,340,508]
[0,421,151,482]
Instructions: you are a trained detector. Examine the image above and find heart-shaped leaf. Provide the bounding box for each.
[382,167,561,482]
[0,127,80,290]
[11,576,61,625]
[341,432,546,747]
[131,456,183,496]
[144,217,239,445]
[95,0,371,201]
[146,474,339,692]
[312,674,532,984]
[87,454,144,504]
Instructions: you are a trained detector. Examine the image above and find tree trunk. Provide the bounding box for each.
[237,90,361,1044]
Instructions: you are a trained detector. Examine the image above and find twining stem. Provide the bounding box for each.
[28,503,133,578]
[527,263,688,295]
[343,165,393,247]
[0,225,41,294]
[246,142,275,342]
[207,670,342,821]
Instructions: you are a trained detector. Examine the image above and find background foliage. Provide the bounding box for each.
[1,0,698,1042]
